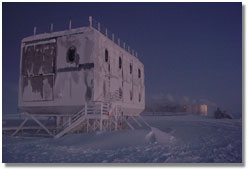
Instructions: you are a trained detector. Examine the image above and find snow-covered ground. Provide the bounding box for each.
[2,114,242,163]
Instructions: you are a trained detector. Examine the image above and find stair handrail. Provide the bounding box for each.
[61,106,86,129]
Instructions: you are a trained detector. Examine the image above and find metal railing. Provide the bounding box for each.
[60,101,112,130]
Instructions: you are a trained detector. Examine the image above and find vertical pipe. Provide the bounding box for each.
[118,38,120,46]
[69,20,72,30]
[98,22,100,31]
[33,26,37,35]
[105,28,108,37]
[50,23,53,32]
[89,16,92,27]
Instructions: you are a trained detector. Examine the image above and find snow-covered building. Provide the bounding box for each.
[16,17,146,138]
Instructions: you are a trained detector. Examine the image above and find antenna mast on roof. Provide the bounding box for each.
[69,20,72,30]
[50,23,54,32]
[89,16,92,27]
[33,26,37,35]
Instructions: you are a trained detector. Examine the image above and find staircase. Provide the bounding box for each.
[54,90,123,138]
[54,107,87,138]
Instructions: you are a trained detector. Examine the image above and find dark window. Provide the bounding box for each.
[130,64,132,74]
[139,93,141,102]
[130,91,133,101]
[138,69,141,78]
[119,88,123,98]
[67,46,76,63]
[119,57,122,69]
[105,49,108,62]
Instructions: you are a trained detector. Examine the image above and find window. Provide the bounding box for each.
[119,57,122,69]
[130,64,132,74]
[139,93,141,102]
[130,91,133,101]
[119,88,123,98]
[67,46,76,63]
[138,69,141,78]
[105,49,108,62]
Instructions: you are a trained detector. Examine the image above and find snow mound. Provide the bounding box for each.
[146,127,175,144]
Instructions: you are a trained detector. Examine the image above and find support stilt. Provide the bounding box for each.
[124,119,135,130]
[131,116,142,127]
[28,114,54,136]
[87,119,89,133]
[12,117,29,136]
[138,115,150,127]
[36,116,52,134]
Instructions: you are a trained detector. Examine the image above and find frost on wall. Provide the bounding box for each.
[22,42,56,101]
[22,76,53,101]
[23,79,42,101]
[22,42,56,76]
[52,33,95,104]
[56,34,94,69]
[53,68,94,104]
[43,77,53,100]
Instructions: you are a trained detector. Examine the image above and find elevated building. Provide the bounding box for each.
[15,17,146,138]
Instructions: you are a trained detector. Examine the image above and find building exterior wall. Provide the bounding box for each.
[93,29,145,116]
[18,26,145,116]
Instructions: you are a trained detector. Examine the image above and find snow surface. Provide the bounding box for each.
[2,115,242,163]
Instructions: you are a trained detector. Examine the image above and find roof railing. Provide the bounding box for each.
[89,16,138,58]
[32,16,139,58]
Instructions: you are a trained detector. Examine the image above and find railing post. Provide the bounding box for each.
[100,103,103,131]
[115,106,117,131]
[101,103,103,116]
[68,116,71,126]
[85,102,87,115]
[86,103,88,133]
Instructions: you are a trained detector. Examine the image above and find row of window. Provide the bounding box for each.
[105,49,141,78]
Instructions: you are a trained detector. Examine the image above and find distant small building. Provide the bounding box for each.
[186,104,207,115]
[200,104,208,116]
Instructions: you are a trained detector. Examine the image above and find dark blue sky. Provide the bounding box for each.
[2,2,242,114]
